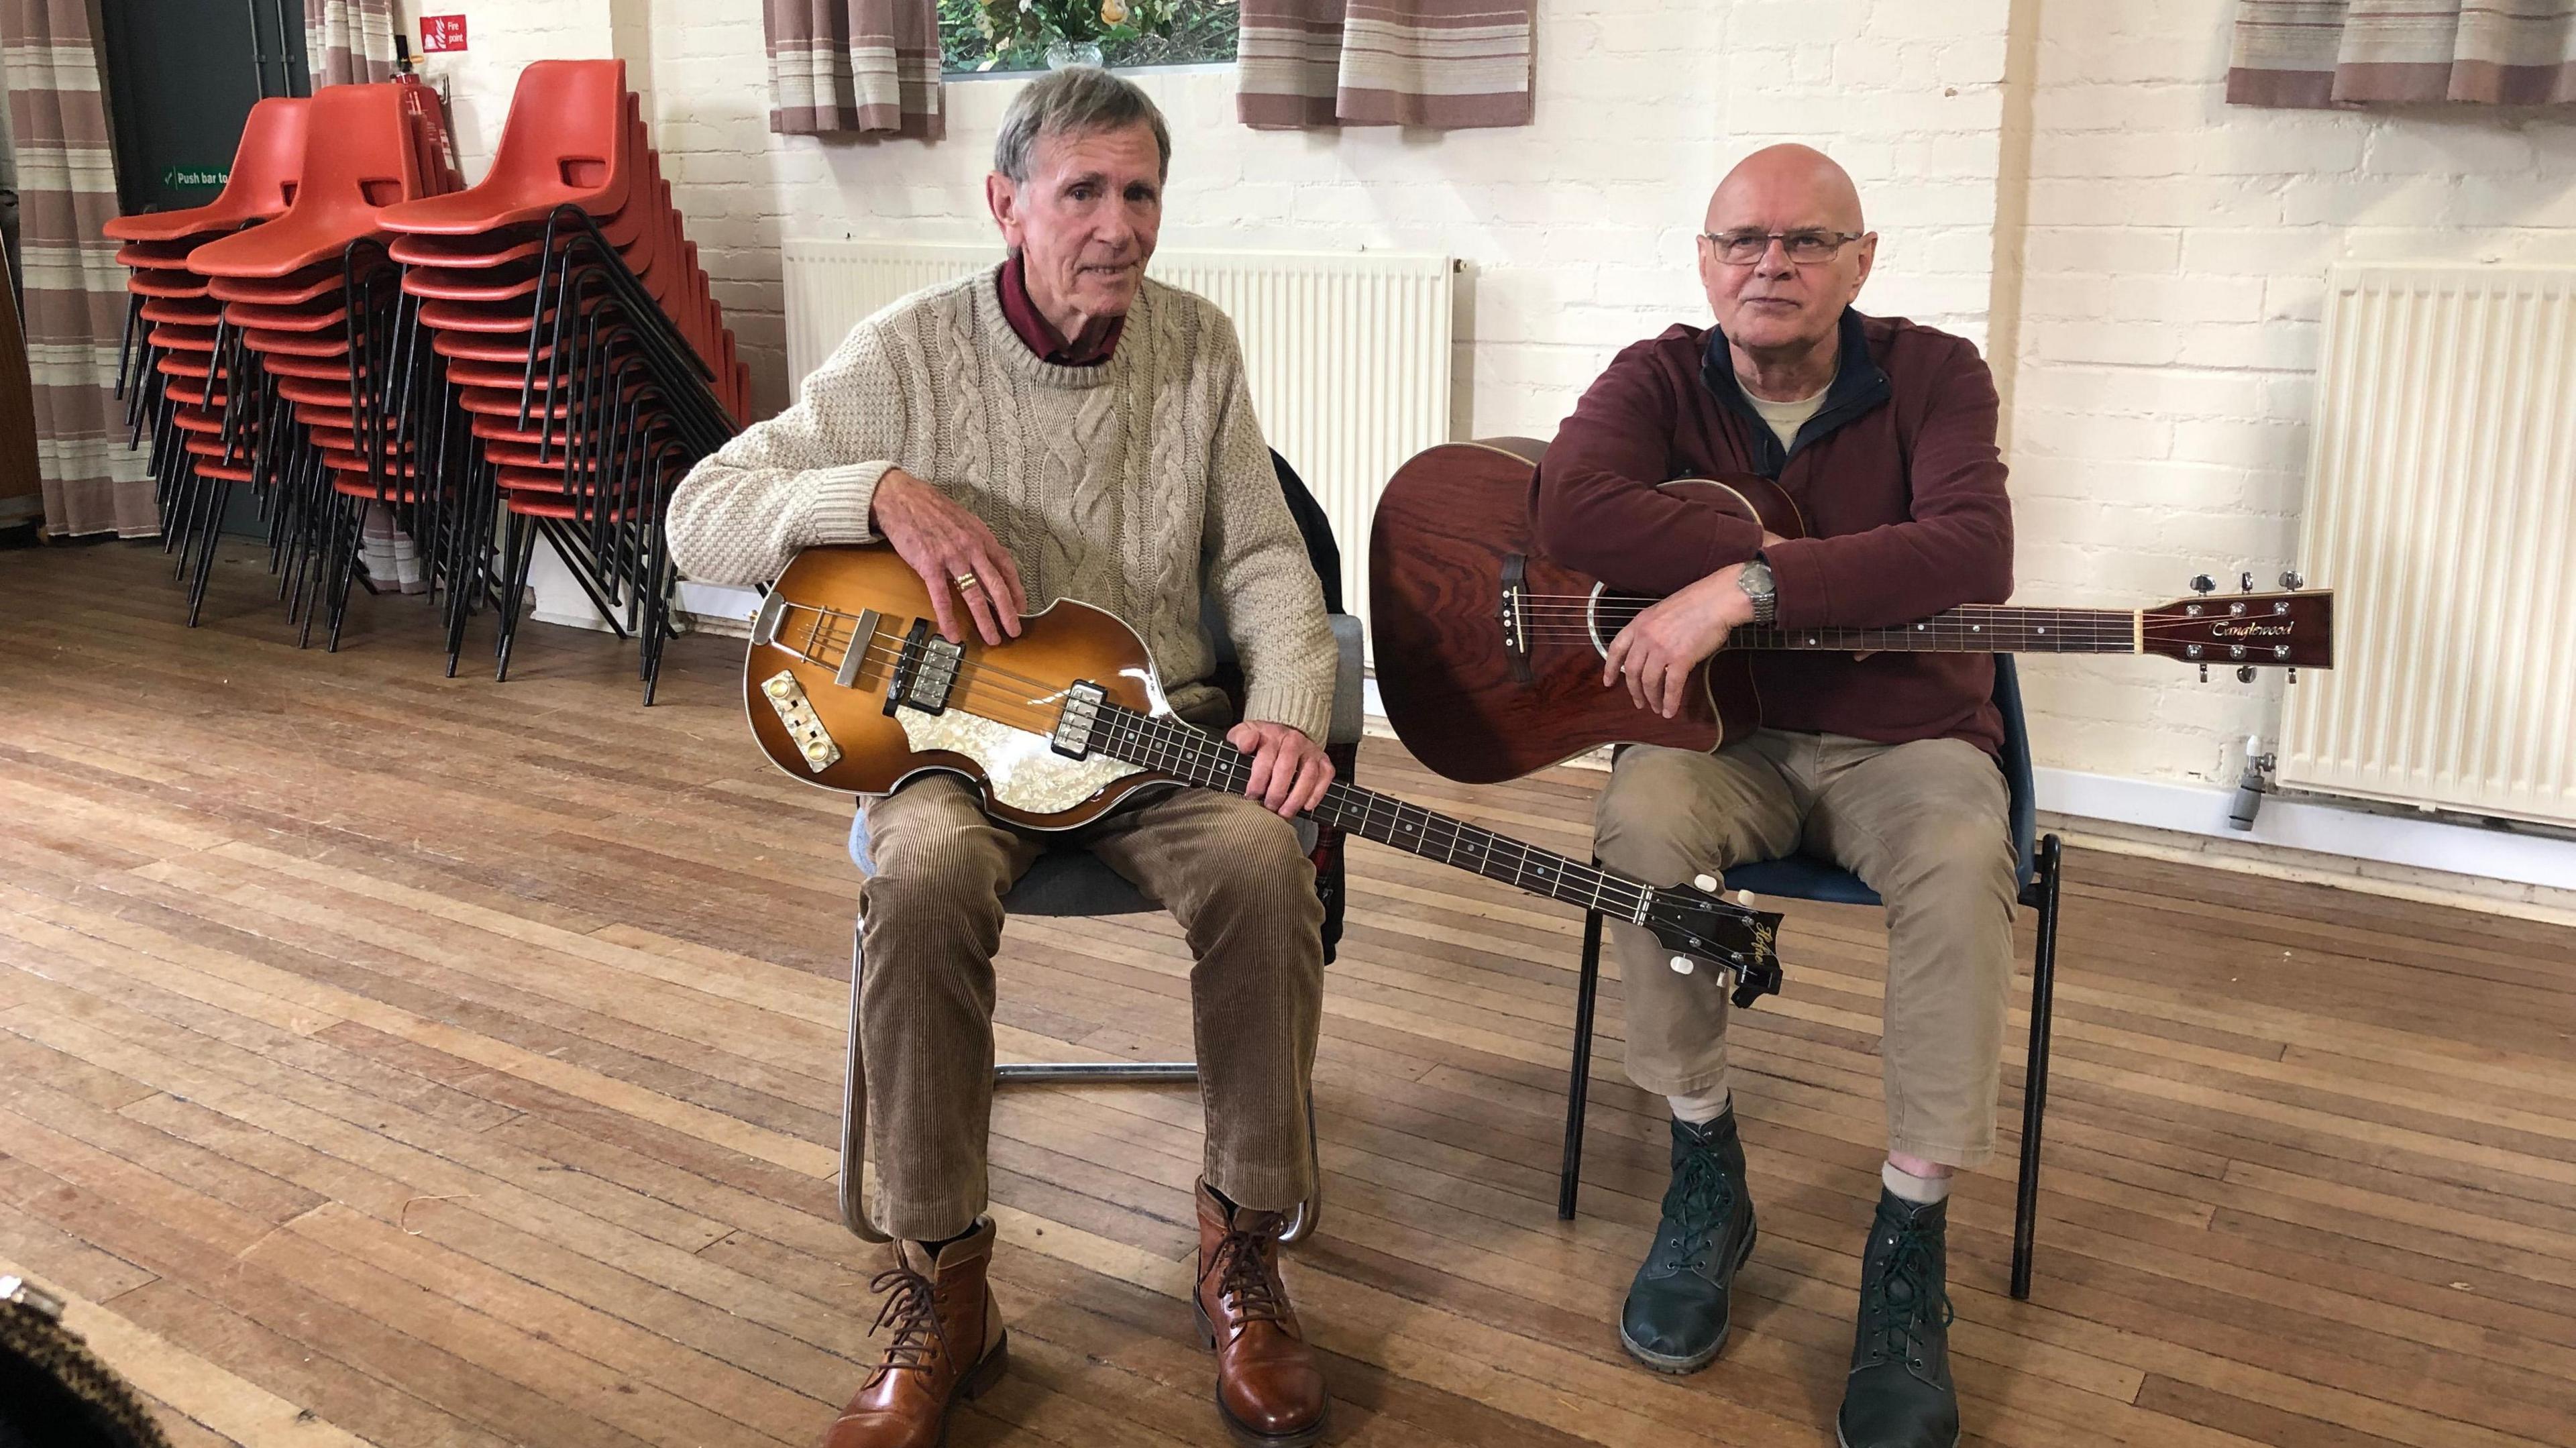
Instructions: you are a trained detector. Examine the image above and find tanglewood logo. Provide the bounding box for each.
[2209,621,2294,638]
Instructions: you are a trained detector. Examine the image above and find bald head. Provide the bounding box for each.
[1707,144,1864,235]
[1695,144,1876,391]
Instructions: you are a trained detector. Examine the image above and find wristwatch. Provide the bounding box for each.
[1737,557,1777,625]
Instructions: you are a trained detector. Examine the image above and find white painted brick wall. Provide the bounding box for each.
[2010,0,2576,787]
[384,0,2576,805]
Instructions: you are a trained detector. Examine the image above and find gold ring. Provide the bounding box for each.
[954,573,982,592]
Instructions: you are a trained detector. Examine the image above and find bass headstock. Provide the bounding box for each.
[1642,881,1786,1009]
[2143,571,2334,678]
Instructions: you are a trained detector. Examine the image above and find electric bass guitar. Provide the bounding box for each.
[743,545,1787,1004]
[1369,438,2337,784]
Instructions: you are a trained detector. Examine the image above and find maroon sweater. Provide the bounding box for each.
[1534,308,2013,753]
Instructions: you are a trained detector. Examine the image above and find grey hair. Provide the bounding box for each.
[992,67,1172,184]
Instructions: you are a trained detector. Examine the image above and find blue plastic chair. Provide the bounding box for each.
[838,451,1364,1245]
[1555,656,2065,1300]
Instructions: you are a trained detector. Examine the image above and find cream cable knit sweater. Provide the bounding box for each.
[665,268,1336,742]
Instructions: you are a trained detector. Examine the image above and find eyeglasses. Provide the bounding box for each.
[1699,229,1868,266]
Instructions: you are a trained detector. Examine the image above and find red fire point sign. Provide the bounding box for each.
[421,15,468,53]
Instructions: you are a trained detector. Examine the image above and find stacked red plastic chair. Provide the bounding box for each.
[378,58,747,701]
[184,80,463,649]
[101,96,307,620]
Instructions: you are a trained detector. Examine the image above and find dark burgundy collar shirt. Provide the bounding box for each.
[996,250,1123,366]
[1534,307,2015,753]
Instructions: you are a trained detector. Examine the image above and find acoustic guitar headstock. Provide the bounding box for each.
[2143,571,2334,679]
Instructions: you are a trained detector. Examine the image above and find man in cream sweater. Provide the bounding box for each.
[665,68,1335,1448]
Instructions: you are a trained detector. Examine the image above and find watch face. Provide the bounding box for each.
[1739,561,1774,594]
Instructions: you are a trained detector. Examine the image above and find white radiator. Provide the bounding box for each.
[781,239,1454,638]
[2279,266,2576,828]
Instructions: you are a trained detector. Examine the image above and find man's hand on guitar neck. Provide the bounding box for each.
[1605,532,1786,719]
[1228,720,1334,818]
[871,467,1030,647]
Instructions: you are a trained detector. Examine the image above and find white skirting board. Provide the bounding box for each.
[540,571,2573,905]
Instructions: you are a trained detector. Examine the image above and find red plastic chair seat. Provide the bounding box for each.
[258,353,368,382]
[130,272,212,299]
[192,458,260,482]
[376,62,633,235]
[209,267,346,307]
[419,299,560,336]
[402,263,542,304]
[242,328,350,359]
[115,240,211,268]
[189,85,430,280]
[222,299,349,333]
[140,298,223,324]
[103,97,310,243]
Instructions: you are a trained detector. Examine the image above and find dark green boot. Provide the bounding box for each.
[1619,1110,1757,1373]
[1837,1188,1959,1448]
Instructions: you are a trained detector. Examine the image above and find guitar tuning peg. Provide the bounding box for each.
[1693,873,1717,892]
[2239,570,2255,593]
[1669,956,1695,976]
[2236,665,2256,683]
[2199,663,2210,682]
[2191,573,2216,594]
[1735,889,1754,908]
[2287,667,2298,684]
[2279,569,2304,590]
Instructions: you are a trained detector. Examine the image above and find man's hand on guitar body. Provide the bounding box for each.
[871,467,1030,647]
[1228,720,1334,818]
[1604,531,1786,719]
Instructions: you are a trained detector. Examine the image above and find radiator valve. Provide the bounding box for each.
[2228,734,2277,831]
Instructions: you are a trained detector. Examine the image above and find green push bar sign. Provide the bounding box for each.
[164,166,229,190]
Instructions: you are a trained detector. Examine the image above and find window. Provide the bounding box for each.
[938,0,1240,75]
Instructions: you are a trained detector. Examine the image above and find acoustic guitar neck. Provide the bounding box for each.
[1728,604,2143,655]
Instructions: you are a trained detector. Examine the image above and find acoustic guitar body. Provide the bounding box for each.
[743,546,1172,830]
[1368,439,1801,784]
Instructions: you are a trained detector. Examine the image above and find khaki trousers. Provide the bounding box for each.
[857,773,1324,1241]
[1595,731,2017,1168]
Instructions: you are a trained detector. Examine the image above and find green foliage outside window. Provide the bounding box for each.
[938,0,1240,74]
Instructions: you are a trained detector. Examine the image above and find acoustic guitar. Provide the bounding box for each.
[1369,439,2337,785]
[743,545,1787,1004]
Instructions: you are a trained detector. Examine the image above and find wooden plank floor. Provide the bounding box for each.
[3,539,2572,1448]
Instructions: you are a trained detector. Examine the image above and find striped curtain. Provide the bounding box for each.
[305,0,398,88]
[1238,0,1536,129]
[1,0,152,538]
[2229,1,2576,106]
[763,0,943,138]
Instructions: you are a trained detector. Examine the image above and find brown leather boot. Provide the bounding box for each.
[819,1218,1008,1448]
[1193,1179,1328,1448]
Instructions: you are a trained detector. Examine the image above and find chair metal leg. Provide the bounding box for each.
[996,1062,1196,1083]
[1559,905,1607,1221]
[2010,833,2063,1301]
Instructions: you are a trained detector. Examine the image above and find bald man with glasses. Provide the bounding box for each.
[1535,145,2017,1448]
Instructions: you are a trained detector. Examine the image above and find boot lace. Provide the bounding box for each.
[1858,1216,1954,1372]
[1202,1225,1288,1327]
[861,1260,952,1387]
[1660,1136,1737,1270]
